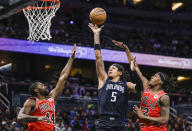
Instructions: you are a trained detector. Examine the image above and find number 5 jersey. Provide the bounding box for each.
[98,78,129,120]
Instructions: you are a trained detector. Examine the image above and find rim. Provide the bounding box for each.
[24,0,60,10]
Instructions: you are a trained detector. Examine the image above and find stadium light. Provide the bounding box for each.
[1,60,5,64]
[70,20,74,25]
[177,76,191,82]
[133,0,142,5]
[45,65,51,69]
[172,2,184,11]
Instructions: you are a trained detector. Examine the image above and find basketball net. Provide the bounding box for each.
[23,0,60,41]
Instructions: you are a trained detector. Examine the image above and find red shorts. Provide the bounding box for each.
[28,123,54,131]
[140,126,167,131]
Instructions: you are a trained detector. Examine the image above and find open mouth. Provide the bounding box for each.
[109,72,112,74]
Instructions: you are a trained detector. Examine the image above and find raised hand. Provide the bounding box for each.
[71,44,77,58]
[112,40,128,50]
[130,56,138,71]
[88,23,104,35]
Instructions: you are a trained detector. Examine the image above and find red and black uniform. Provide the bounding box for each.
[139,87,167,131]
[27,97,55,131]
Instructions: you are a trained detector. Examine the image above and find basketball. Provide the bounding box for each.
[89,7,107,25]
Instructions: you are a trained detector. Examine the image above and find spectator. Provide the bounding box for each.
[177,97,183,104]
[10,121,20,131]
[55,119,65,130]
[90,120,97,131]
[64,89,71,97]
[70,106,78,119]
[79,111,87,121]
[71,116,78,127]
[61,123,72,131]
[62,112,70,125]
[2,121,9,131]
[72,119,81,131]
[176,117,182,130]
[78,106,84,115]
[181,118,187,130]
[84,91,91,99]
[92,91,98,99]
[71,89,80,98]
[81,119,89,131]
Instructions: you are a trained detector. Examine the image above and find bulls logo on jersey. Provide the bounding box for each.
[28,97,55,131]
[154,95,158,99]
[139,87,167,129]
[47,98,53,102]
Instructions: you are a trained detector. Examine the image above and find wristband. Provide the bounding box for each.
[94,44,101,50]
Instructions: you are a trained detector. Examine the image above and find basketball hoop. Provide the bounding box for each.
[23,0,60,41]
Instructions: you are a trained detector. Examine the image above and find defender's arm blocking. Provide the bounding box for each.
[49,44,76,101]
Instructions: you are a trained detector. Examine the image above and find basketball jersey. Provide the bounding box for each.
[139,87,167,130]
[27,97,55,131]
[98,78,129,120]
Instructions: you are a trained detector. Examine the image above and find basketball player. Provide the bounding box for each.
[17,44,77,131]
[88,23,143,131]
[112,40,176,131]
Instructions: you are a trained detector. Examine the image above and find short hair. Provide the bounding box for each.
[29,82,40,97]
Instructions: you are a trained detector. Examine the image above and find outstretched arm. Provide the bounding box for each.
[88,23,107,89]
[133,95,170,124]
[112,40,149,90]
[17,99,49,123]
[131,56,149,90]
[112,40,134,63]
[49,44,76,101]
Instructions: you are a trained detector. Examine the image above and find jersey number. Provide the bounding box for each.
[111,92,117,102]
[141,106,150,116]
[46,112,55,124]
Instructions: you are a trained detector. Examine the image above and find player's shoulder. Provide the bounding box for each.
[147,86,152,90]
[160,94,169,101]
[46,97,54,102]
[24,98,36,107]
[159,95,170,106]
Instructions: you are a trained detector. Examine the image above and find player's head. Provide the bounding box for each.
[149,72,177,90]
[29,82,49,97]
[108,64,129,82]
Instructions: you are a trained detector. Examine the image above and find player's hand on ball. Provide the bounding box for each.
[88,23,104,34]
[133,105,145,119]
[112,40,128,50]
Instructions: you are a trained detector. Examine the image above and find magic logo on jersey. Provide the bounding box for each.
[106,83,125,93]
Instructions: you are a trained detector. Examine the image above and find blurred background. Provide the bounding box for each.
[0,0,192,130]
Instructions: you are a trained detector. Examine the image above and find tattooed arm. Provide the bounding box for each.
[112,40,134,62]
[88,23,108,89]
[112,40,149,92]
[134,95,170,124]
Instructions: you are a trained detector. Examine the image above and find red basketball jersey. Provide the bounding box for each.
[27,97,55,131]
[139,87,167,131]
